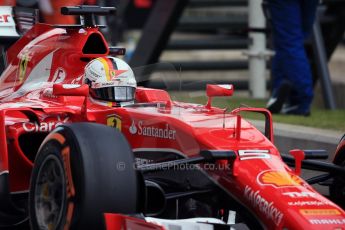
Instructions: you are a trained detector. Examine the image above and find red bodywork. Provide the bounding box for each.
[1,23,345,229]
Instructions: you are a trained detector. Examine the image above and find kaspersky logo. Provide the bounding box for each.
[129,120,176,140]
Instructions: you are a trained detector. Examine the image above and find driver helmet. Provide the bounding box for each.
[84,56,137,104]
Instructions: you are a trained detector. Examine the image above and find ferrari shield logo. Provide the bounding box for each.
[107,115,122,131]
[19,53,30,82]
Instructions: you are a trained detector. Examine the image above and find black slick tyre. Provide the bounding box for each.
[29,123,140,230]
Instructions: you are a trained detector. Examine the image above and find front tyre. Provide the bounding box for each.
[29,123,141,230]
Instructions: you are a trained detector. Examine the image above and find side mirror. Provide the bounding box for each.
[206,84,234,97]
[53,84,89,97]
[206,84,234,109]
[289,149,305,176]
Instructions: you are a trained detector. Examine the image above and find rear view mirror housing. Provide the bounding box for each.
[206,84,234,109]
[206,84,234,97]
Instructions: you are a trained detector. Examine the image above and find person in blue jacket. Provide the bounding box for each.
[266,0,320,115]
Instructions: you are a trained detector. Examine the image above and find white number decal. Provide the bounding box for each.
[238,150,270,160]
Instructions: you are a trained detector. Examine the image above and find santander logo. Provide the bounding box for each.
[129,120,137,134]
[129,120,176,140]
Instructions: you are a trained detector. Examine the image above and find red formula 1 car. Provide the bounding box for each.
[1,5,345,230]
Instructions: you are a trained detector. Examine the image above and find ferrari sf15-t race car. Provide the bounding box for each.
[0,5,345,230]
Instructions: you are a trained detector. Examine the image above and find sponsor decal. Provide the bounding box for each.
[23,116,69,132]
[257,170,305,188]
[107,115,122,131]
[238,149,270,160]
[91,79,136,88]
[53,67,66,83]
[0,14,10,23]
[300,209,341,216]
[110,69,127,80]
[100,81,115,87]
[88,68,100,79]
[91,81,117,88]
[309,218,345,225]
[244,185,284,226]
[129,120,176,140]
[283,191,317,198]
[288,200,333,207]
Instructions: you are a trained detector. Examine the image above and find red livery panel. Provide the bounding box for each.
[0,5,344,230]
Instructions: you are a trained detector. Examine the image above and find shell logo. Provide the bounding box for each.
[258,170,304,188]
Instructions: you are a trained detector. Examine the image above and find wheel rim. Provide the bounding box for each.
[35,155,66,230]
